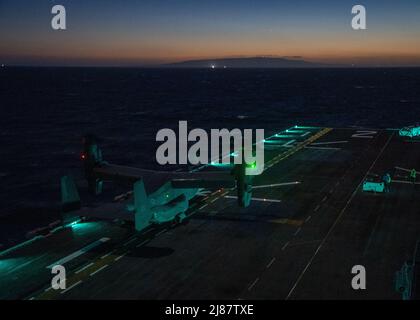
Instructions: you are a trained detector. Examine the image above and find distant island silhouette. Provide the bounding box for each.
[163,57,336,68]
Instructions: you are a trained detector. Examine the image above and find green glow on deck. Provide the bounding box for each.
[285,129,306,134]
[246,161,257,169]
[0,257,28,272]
[295,125,320,129]
[264,139,289,144]
[273,135,297,139]
[70,221,100,232]
[210,162,233,168]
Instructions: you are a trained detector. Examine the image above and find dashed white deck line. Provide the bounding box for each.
[282,242,290,251]
[155,229,166,237]
[199,204,208,210]
[248,277,259,291]
[282,139,296,147]
[44,286,52,292]
[60,280,82,294]
[300,132,311,137]
[266,257,276,269]
[136,240,149,248]
[305,216,312,223]
[123,237,137,246]
[75,262,94,274]
[314,205,320,212]
[322,196,328,202]
[46,237,110,269]
[89,264,108,277]
[294,228,302,236]
[114,253,127,261]
[100,251,114,259]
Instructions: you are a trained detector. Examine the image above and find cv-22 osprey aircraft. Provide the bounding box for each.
[61,135,255,232]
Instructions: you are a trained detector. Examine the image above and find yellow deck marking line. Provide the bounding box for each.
[264,128,333,171]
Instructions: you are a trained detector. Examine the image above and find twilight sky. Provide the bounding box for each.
[1,0,420,66]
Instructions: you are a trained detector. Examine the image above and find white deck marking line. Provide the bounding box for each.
[305,216,312,223]
[136,240,149,248]
[29,297,35,300]
[248,277,259,291]
[210,197,219,203]
[286,132,395,300]
[300,132,311,137]
[266,257,276,269]
[44,286,52,292]
[75,262,94,274]
[305,146,341,151]
[322,196,327,202]
[311,140,348,146]
[252,181,301,189]
[199,204,208,210]
[224,195,282,203]
[314,205,320,212]
[294,227,302,236]
[7,257,43,275]
[123,237,137,246]
[100,251,114,259]
[394,166,419,174]
[114,253,127,261]
[60,280,82,294]
[156,229,166,237]
[282,242,289,251]
[283,139,296,147]
[46,237,110,269]
[89,264,108,277]
[362,211,383,257]
[391,180,420,185]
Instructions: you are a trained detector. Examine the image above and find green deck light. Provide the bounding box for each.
[247,162,257,169]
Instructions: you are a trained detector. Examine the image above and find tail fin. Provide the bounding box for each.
[232,163,253,207]
[81,134,104,195]
[133,180,153,232]
[61,175,81,212]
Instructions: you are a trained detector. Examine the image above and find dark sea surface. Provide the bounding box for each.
[1,67,420,246]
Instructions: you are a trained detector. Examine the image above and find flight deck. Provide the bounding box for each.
[1,126,419,300]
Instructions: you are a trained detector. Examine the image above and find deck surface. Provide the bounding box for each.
[1,127,419,300]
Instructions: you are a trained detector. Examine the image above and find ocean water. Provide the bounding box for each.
[1,67,420,246]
